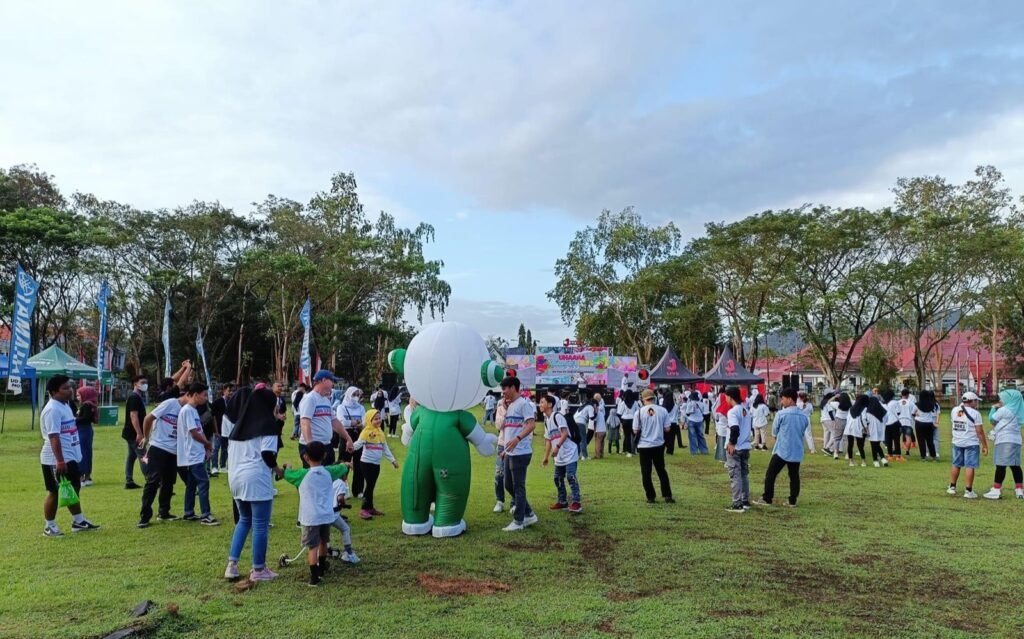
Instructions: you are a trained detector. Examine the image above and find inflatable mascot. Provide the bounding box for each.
[388,322,502,537]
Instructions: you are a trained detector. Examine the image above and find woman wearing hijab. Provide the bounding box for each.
[336,387,367,497]
[865,396,889,467]
[913,390,939,461]
[224,384,285,582]
[845,394,869,467]
[983,389,1024,500]
[831,392,852,461]
[386,387,402,437]
[713,392,731,462]
[880,390,903,462]
[75,386,99,486]
[662,388,681,455]
[685,391,710,455]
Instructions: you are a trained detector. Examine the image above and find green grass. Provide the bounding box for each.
[1,403,1023,639]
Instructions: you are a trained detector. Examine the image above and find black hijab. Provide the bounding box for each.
[849,394,870,419]
[917,390,937,413]
[661,389,675,414]
[867,396,887,422]
[836,392,853,412]
[228,386,280,441]
[881,389,895,404]
[388,385,401,402]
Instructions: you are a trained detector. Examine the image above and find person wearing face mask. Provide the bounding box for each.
[121,375,149,490]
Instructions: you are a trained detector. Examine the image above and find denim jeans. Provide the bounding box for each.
[687,421,709,454]
[577,421,589,458]
[211,434,229,468]
[291,415,301,438]
[78,423,94,476]
[183,463,211,517]
[554,461,580,504]
[507,453,533,524]
[229,499,272,569]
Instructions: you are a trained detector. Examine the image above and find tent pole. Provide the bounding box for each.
[0,388,7,434]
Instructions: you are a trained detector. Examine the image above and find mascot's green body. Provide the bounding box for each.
[389,322,502,538]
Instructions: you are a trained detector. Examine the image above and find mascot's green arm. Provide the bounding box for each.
[457,410,477,437]
[282,463,350,488]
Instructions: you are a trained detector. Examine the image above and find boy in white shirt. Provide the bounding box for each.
[947,393,987,498]
[176,384,218,525]
[540,395,582,513]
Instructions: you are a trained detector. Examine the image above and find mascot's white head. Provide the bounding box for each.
[388,322,504,412]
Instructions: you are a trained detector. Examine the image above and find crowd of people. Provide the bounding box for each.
[35,359,1024,586]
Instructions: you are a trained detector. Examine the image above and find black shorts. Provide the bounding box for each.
[42,461,81,494]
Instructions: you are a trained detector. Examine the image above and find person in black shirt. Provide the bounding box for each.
[122,375,149,489]
[75,386,99,486]
[157,360,192,401]
[210,383,234,475]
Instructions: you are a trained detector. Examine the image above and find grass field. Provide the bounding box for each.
[2,402,1023,639]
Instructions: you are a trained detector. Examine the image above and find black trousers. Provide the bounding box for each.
[914,422,936,458]
[703,414,711,435]
[884,423,901,456]
[139,446,187,522]
[621,419,634,454]
[388,415,399,435]
[638,445,672,500]
[846,435,865,460]
[666,423,683,454]
[361,462,381,510]
[762,454,800,505]
[994,465,1024,485]
[869,441,886,462]
[338,430,364,495]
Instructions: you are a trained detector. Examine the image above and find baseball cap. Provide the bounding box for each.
[640,389,655,401]
[961,391,980,402]
[312,370,338,383]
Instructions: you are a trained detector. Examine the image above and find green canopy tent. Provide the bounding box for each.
[27,344,114,430]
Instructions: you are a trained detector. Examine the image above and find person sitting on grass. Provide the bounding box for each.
[540,394,582,514]
[351,409,398,520]
[753,387,809,508]
[283,441,359,587]
[40,375,100,537]
[947,392,986,499]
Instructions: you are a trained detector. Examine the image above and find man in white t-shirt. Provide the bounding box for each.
[500,376,538,531]
[725,386,754,513]
[176,384,218,525]
[634,389,674,504]
[947,392,987,499]
[39,375,100,537]
[138,389,191,527]
[540,394,582,513]
[483,393,497,426]
[299,370,355,468]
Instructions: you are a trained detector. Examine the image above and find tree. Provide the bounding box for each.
[859,341,899,391]
[688,211,799,368]
[772,206,906,388]
[548,208,681,363]
[517,323,527,349]
[889,166,1011,388]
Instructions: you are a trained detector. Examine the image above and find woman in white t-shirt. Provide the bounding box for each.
[912,390,939,461]
[751,395,770,450]
[864,397,888,467]
[830,392,851,461]
[983,389,1024,500]
[845,395,868,467]
[225,385,285,583]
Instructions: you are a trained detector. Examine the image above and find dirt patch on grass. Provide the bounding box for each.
[568,517,618,585]
[595,616,632,638]
[606,584,675,602]
[502,538,563,553]
[416,574,511,597]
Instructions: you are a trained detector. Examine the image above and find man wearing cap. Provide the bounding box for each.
[633,389,674,504]
[298,370,355,468]
[753,388,809,507]
[947,392,987,499]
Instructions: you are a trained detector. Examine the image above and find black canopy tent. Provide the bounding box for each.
[702,345,764,385]
[649,346,702,385]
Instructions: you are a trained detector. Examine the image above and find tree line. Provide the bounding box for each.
[548,165,1024,389]
[0,165,450,387]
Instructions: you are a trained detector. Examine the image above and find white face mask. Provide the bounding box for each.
[138,383,149,392]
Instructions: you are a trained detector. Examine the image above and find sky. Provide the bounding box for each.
[2,1,1023,346]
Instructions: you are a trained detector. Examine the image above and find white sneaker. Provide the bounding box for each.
[210,468,219,476]
[492,502,504,513]
[503,521,524,532]
[523,513,539,527]
[848,461,855,467]
[1016,488,1024,500]
[983,488,1001,500]
[881,458,889,467]
[342,551,361,564]
[81,479,94,487]
[860,462,867,467]
[224,560,239,580]
[946,486,957,495]
[873,461,880,468]
[833,453,839,460]
[963,490,978,499]
[626,453,632,458]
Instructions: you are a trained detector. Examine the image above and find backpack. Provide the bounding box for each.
[556,412,582,445]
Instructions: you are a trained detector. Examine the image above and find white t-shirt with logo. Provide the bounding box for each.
[727,404,753,451]
[897,399,915,426]
[990,407,1023,445]
[634,403,668,448]
[228,435,279,502]
[176,403,206,467]
[149,398,182,454]
[40,400,80,465]
[501,397,535,456]
[544,412,579,466]
[299,391,334,445]
[950,404,982,447]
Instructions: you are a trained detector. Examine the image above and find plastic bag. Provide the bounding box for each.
[57,476,79,508]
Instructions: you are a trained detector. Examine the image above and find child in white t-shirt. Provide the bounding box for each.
[540,395,582,513]
[752,396,770,450]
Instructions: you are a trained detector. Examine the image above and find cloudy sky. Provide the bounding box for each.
[2,1,1023,345]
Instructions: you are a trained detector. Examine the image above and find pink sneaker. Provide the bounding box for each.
[359,509,373,520]
[249,567,279,582]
